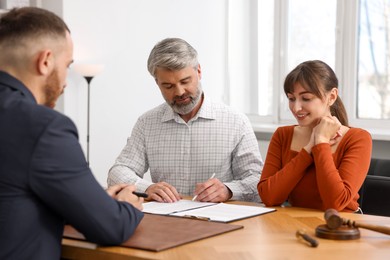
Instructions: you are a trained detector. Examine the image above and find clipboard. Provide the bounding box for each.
[63,213,243,252]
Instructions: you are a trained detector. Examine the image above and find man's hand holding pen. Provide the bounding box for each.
[142,173,233,203]
[106,184,144,211]
[193,173,233,202]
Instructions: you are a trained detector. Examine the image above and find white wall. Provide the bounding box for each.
[57,0,228,187]
[43,0,390,188]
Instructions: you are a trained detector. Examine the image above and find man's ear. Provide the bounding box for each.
[197,64,202,80]
[36,49,53,76]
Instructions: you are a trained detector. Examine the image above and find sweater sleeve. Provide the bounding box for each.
[258,127,313,206]
[313,128,372,211]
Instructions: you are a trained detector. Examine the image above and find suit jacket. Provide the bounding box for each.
[0,71,144,259]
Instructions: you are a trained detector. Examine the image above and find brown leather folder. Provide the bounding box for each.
[63,213,243,251]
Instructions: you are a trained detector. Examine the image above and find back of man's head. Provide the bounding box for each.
[0,7,69,69]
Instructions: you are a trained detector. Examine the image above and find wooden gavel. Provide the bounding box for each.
[325,209,390,235]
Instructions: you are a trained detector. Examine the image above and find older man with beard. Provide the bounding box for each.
[108,38,263,203]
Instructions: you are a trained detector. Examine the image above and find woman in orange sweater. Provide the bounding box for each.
[258,60,372,212]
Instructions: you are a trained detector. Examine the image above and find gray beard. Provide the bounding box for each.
[169,83,203,115]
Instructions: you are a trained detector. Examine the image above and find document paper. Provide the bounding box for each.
[143,200,217,214]
[142,199,275,222]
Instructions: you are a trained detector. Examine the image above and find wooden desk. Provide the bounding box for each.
[62,205,390,260]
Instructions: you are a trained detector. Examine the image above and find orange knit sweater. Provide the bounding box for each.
[258,125,372,212]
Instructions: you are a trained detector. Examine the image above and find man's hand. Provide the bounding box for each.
[146,182,181,203]
[193,178,232,202]
[106,184,143,211]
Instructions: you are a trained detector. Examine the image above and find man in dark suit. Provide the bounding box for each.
[0,7,144,259]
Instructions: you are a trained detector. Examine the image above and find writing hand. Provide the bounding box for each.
[146,182,181,203]
[193,178,232,202]
[106,184,144,211]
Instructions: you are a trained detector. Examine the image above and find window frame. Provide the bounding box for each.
[239,0,390,140]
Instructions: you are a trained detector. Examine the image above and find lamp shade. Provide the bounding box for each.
[73,64,104,77]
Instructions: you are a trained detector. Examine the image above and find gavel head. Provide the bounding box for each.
[324,208,343,229]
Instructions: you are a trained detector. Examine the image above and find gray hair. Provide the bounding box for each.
[147,38,199,78]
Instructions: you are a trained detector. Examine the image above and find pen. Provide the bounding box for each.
[192,172,216,201]
[132,191,148,198]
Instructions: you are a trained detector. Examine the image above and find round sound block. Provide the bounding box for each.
[315,224,360,240]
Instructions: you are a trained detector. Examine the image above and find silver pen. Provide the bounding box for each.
[192,173,216,201]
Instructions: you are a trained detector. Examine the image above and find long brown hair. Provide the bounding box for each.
[283,60,348,126]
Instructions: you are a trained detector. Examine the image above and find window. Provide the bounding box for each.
[228,0,390,138]
[282,0,337,121]
[358,0,390,119]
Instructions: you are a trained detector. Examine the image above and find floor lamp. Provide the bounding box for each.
[73,64,104,165]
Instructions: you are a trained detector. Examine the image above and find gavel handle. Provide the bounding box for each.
[346,220,390,235]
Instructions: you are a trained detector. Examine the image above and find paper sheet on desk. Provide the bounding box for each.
[143,199,276,222]
[171,203,275,222]
[142,200,216,214]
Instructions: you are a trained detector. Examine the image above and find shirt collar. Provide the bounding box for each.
[0,70,36,103]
